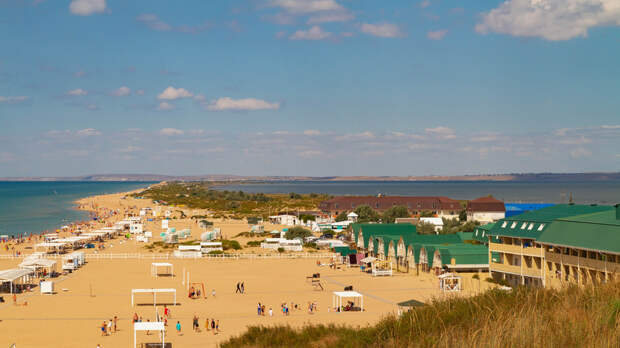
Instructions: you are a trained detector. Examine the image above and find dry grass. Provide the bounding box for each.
[221,283,620,348]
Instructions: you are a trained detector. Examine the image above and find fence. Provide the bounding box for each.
[0,252,339,261]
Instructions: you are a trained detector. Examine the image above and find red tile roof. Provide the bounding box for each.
[466,197,505,212]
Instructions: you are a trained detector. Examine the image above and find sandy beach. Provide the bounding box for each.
[0,191,494,347]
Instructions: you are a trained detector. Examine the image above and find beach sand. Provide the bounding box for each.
[0,191,495,347]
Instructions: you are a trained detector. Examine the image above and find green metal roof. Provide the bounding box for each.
[489,204,613,239]
[537,209,620,254]
[397,299,425,307]
[333,246,357,256]
[473,223,497,243]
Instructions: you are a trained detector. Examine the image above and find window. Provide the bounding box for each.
[537,224,545,231]
[501,221,507,228]
[521,222,527,229]
[482,232,486,237]
[510,222,517,229]
[528,223,534,230]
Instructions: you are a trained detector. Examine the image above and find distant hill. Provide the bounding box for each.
[1,172,619,182]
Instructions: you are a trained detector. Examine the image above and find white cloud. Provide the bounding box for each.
[600,125,620,129]
[270,0,343,14]
[303,129,321,136]
[419,0,431,8]
[76,128,101,136]
[136,13,172,31]
[157,86,193,100]
[193,94,206,101]
[475,0,620,41]
[307,12,354,24]
[570,147,592,158]
[427,29,448,40]
[69,0,106,16]
[360,22,403,38]
[112,86,131,97]
[207,97,280,111]
[136,89,145,95]
[425,126,456,139]
[289,26,331,40]
[159,128,184,136]
[0,96,28,103]
[157,102,175,111]
[67,88,88,96]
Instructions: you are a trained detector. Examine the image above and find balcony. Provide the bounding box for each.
[522,246,544,257]
[490,262,522,275]
[544,251,620,273]
[489,242,522,255]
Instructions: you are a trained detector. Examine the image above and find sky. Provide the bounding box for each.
[1,0,619,177]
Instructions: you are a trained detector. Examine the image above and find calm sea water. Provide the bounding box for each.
[216,181,620,205]
[0,181,153,237]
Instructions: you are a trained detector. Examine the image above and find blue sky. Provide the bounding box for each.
[1,0,619,177]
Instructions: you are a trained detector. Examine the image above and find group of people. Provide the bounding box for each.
[235,281,245,294]
[100,316,118,336]
[189,314,220,335]
[257,302,272,316]
[188,286,216,299]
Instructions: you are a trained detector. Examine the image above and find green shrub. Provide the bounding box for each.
[221,239,242,250]
[277,247,285,253]
[246,240,263,247]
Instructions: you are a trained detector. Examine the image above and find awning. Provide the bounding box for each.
[0,268,33,282]
[360,256,377,263]
[397,299,425,307]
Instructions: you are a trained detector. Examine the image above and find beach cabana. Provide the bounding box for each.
[332,291,364,312]
[133,321,166,348]
[439,273,461,292]
[0,268,34,293]
[151,263,174,278]
[19,258,57,276]
[131,288,176,307]
[372,260,393,277]
[34,242,67,254]
[397,299,425,315]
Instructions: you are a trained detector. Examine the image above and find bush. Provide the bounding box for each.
[208,250,224,255]
[277,247,285,253]
[335,212,348,222]
[286,226,312,240]
[246,240,263,247]
[304,242,318,249]
[221,239,242,250]
[472,274,479,280]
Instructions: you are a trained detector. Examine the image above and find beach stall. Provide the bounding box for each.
[0,268,34,294]
[173,245,202,258]
[131,288,176,307]
[151,263,174,278]
[372,260,393,277]
[134,321,166,348]
[19,258,58,277]
[439,273,462,292]
[62,251,85,272]
[200,242,223,253]
[332,291,364,312]
[260,238,303,251]
[34,242,68,254]
[397,299,425,315]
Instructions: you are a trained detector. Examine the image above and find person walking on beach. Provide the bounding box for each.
[164,304,170,318]
[216,320,220,334]
[212,289,216,298]
[176,321,182,335]
[205,318,210,332]
[236,282,241,293]
[211,318,215,334]
[101,321,107,336]
[107,319,112,334]
[257,303,262,316]
[113,316,118,333]
[269,307,273,317]
[192,314,199,332]
[241,282,245,294]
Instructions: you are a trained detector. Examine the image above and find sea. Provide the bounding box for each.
[0,181,154,237]
[215,180,620,205]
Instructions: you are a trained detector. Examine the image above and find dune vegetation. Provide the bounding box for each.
[221,282,620,347]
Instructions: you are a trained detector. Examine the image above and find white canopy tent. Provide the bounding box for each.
[19,258,57,275]
[0,268,34,294]
[332,291,364,312]
[131,288,176,307]
[151,263,174,278]
[34,242,67,253]
[438,273,461,292]
[133,321,166,348]
[359,256,377,264]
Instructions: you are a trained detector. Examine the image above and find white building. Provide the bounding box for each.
[420,217,444,233]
